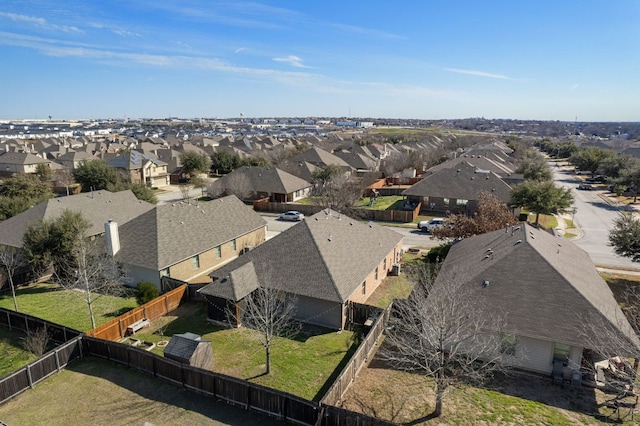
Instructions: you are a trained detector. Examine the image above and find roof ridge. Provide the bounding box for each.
[303,218,344,301]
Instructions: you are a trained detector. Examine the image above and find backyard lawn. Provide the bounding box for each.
[129,301,358,401]
[0,327,36,377]
[0,358,282,426]
[0,283,138,332]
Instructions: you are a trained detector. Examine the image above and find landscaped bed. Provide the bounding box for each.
[131,301,359,401]
[0,283,138,332]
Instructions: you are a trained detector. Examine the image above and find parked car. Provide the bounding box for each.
[577,183,594,190]
[278,211,304,221]
[417,218,445,232]
[585,175,605,184]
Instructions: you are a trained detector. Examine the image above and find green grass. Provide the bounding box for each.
[365,274,414,309]
[131,301,357,401]
[0,327,36,377]
[0,283,138,332]
[563,232,577,239]
[353,195,404,210]
[564,218,575,228]
[526,213,558,230]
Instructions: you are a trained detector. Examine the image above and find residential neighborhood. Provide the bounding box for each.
[1,121,640,425]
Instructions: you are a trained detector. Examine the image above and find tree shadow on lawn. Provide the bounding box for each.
[365,350,605,423]
[311,333,362,402]
[66,358,283,425]
[103,307,134,317]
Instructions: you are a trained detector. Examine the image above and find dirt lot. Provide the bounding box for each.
[0,358,281,426]
[339,356,639,425]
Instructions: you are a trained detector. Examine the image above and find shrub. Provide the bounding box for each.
[136,281,159,305]
[424,243,452,263]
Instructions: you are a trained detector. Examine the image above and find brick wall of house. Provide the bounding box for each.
[167,227,266,282]
[346,241,403,306]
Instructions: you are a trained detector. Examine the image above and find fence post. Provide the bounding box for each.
[6,311,10,331]
[26,364,33,388]
[164,296,170,314]
[55,348,61,372]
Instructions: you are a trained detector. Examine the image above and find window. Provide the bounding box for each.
[231,239,237,252]
[375,267,378,280]
[160,268,169,277]
[553,343,570,363]
[383,258,387,271]
[500,333,516,356]
[456,199,468,206]
[362,281,366,294]
[215,246,221,259]
[443,198,450,206]
[192,255,200,269]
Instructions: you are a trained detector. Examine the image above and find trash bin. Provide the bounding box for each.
[391,263,401,276]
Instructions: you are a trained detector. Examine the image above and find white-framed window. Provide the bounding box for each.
[443,198,450,206]
[375,267,378,280]
[231,239,237,252]
[456,199,468,206]
[362,281,366,294]
[215,246,221,259]
[192,255,200,269]
[160,268,170,277]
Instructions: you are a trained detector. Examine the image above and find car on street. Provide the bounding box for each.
[417,217,445,232]
[577,183,594,190]
[278,211,304,221]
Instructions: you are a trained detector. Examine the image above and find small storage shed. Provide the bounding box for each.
[163,332,213,370]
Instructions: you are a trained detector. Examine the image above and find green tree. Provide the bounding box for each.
[210,150,240,174]
[510,180,573,226]
[598,155,637,180]
[516,158,552,182]
[0,174,54,220]
[240,155,271,168]
[569,147,615,176]
[35,163,52,182]
[128,183,158,204]
[180,152,212,176]
[136,281,159,305]
[23,210,90,279]
[609,212,640,262]
[619,161,640,203]
[73,160,121,192]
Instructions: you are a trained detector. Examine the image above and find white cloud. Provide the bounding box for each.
[0,12,82,33]
[330,23,404,40]
[444,67,513,80]
[234,47,245,54]
[273,55,312,68]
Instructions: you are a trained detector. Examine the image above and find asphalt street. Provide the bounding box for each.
[552,163,640,271]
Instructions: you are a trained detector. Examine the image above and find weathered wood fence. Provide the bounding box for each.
[87,284,188,341]
[322,303,390,407]
[0,308,84,405]
[0,303,396,425]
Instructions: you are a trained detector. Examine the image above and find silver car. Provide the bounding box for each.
[279,211,304,221]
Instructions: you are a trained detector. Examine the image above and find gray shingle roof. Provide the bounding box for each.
[0,151,50,165]
[289,147,351,169]
[201,210,403,303]
[434,223,640,352]
[108,150,167,170]
[164,333,209,361]
[402,161,512,202]
[212,166,311,195]
[198,261,260,301]
[115,195,267,270]
[0,190,155,248]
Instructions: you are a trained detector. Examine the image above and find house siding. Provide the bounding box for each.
[125,264,164,288]
[511,336,554,374]
[164,227,266,284]
[346,241,403,305]
[295,296,342,329]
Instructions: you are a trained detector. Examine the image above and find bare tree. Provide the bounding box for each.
[232,286,298,375]
[0,245,25,312]
[22,326,50,357]
[179,182,193,204]
[432,192,519,240]
[56,234,128,330]
[222,173,253,200]
[382,263,507,418]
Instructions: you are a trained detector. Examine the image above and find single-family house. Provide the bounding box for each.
[199,210,403,330]
[112,195,267,288]
[431,223,640,375]
[108,150,170,188]
[209,166,312,202]
[0,152,51,176]
[402,161,513,214]
[0,190,155,249]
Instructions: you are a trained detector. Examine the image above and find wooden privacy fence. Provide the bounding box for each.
[321,303,389,407]
[253,199,324,217]
[0,308,82,343]
[82,336,319,425]
[87,284,188,341]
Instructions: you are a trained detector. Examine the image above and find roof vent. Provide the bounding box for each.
[482,280,490,288]
[514,239,522,245]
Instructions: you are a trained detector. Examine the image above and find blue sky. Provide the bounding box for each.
[1,1,638,121]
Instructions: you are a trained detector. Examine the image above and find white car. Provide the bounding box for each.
[417,218,445,233]
[279,211,304,221]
